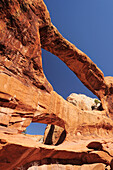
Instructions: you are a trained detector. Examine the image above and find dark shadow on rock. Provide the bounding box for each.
[55,129,66,146]
[110,159,113,170]
[87,142,103,150]
[44,125,54,145]
[91,103,103,111]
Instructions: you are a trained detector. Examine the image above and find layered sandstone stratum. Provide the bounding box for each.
[0,0,113,169]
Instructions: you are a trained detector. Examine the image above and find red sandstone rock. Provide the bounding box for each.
[0,128,112,169]
[0,0,113,135]
[0,71,112,140]
[0,0,113,118]
[28,163,107,170]
[0,0,113,169]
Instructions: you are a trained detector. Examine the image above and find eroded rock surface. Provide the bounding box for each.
[67,93,102,111]
[0,127,113,169]
[0,0,113,169]
[28,163,107,170]
[43,94,104,146]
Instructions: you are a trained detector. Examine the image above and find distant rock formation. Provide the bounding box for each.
[67,93,101,111]
[0,0,113,169]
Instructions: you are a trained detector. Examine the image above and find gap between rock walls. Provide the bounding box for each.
[26,123,66,146]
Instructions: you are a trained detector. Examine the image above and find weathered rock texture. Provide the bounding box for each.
[67,93,101,111]
[28,163,108,170]
[0,0,113,169]
[0,127,113,169]
[43,94,103,146]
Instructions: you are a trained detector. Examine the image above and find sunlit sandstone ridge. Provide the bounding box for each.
[0,0,113,169]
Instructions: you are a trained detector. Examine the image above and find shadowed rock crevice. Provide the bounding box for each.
[55,129,66,146]
[44,125,66,146]
[44,124,54,145]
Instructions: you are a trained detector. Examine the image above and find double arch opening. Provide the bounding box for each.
[26,49,96,145]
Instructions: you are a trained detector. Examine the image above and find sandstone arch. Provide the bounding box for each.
[1,1,113,169]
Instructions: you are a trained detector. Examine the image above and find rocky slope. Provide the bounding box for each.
[0,126,113,169]
[0,0,113,169]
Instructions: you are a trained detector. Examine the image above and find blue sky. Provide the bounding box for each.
[27,0,113,135]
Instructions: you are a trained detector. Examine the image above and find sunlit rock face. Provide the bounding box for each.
[0,0,113,169]
[28,163,107,170]
[67,93,101,111]
[0,0,53,131]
